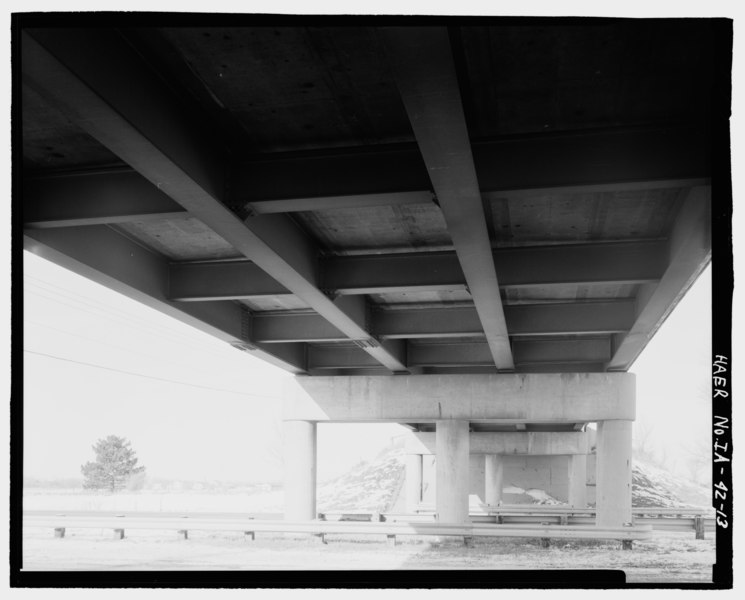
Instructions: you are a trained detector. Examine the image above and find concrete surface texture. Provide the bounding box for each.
[288,373,636,422]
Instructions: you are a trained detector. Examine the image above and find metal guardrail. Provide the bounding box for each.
[23,511,652,549]
[381,513,714,536]
[414,504,714,517]
[401,505,714,539]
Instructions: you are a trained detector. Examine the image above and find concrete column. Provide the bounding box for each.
[595,420,632,527]
[283,420,317,521]
[484,454,504,507]
[469,454,486,504]
[568,454,588,508]
[405,453,423,512]
[435,420,470,523]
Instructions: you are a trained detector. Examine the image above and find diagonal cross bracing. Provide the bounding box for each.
[22,28,407,372]
[382,27,513,370]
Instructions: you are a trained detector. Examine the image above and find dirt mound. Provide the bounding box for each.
[317,447,404,512]
[318,446,711,512]
[631,458,709,507]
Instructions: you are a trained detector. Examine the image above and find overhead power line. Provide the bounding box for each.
[23,349,280,400]
[23,281,234,361]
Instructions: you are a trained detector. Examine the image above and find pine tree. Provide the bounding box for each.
[81,435,146,492]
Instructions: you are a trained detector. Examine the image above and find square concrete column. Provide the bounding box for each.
[485,454,504,507]
[568,454,588,508]
[469,454,486,504]
[283,420,317,521]
[405,454,423,512]
[595,420,632,527]
[435,420,470,523]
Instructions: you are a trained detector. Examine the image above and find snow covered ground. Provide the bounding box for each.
[21,446,716,582]
[23,487,286,514]
[21,526,715,583]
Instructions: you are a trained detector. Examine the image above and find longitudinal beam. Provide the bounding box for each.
[24,226,306,373]
[382,27,512,370]
[607,186,711,370]
[385,29,510,366]
[251,301,634,343]
[22,28,407,372]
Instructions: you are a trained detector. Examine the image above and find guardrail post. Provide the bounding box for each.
[621,521,633,549]
[244,531,255,541]
[318,533,327,544]
[387,534,397,547]
[177,529,188,540]
[54,527,65,538]
[694,516,705,540]
[113,528,125,540]
[539,521,550,548]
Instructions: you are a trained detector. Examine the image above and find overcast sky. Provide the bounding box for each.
[11,0,736,488]
[22,249,711,483]
[22,251,407,482]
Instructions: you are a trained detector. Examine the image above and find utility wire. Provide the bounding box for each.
[23,349,280,400]
[24,284,232,361]
[24,279,203,344]
[23,319,233,383]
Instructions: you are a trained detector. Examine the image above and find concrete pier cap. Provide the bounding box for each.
[405,431,593,455]
[285,373,636,423]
